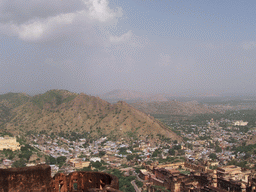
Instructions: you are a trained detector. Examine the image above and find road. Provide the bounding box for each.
[131,180,141,192]
[134,171,144,182]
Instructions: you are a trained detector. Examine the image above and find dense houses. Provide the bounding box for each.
[0,117,256,191]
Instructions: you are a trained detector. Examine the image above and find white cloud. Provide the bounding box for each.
[108,30,148,49]
[158,53,173,66]
[84,0,122,22]
[242,41,256,50]
[109,30,132,44]
[19,12,76,41]
[0,0,84,23]
[0,12,76,41]
[0,0,122,42]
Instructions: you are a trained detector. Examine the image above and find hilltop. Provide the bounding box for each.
[0,90,181,141]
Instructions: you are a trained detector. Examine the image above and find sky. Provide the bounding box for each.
[0,0,256,96]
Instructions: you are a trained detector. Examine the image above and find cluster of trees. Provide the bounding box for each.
[158,156,183,164]
[12,158,27,168]
[228,159,249,168]
[79,160,108,172]
[135,180,143,188]
[91,161,103,169]
[152,149,161,157]
[0,132,13,137]
[45,155,67,168]
[234,144,256,154]
[156,134,171,142]
[38,130,94,143]
[118,147,128,155]
[58,131,90,141]
[1,149,15,160]
[106,169,136,192]
[126,154,140,161]
[12,144,36,168]
[168,144,183,156]
[209,153,217,160]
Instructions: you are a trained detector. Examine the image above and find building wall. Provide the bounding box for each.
[185,161,206,172]
[0,137,20,151]
[217,178,242,192]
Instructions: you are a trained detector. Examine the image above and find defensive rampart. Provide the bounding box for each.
[0,165,120,192]
[0,164,51,192]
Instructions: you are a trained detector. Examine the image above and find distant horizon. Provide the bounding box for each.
[1,88,256,99]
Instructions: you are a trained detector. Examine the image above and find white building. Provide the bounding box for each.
[90,157,101,162]
[233,120,248,126]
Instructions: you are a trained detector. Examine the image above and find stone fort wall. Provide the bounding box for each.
[0,164,52,192]
[0,164,120,192]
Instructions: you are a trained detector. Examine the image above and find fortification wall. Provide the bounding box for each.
[0,165,120,192]
[0,164,51,192]
[52,171,119,192]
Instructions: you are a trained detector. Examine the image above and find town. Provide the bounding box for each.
[1,116,256,192]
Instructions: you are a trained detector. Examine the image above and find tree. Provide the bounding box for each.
[244,153,251,159]
[118,147,128,155]
[12,159,26,168]
[57,156,67,168]
[127,154,134,161]
[47,156,57,164]
[152,150,160,157]
[209,153,217,160]
[215,146,222,153]
[169,149,175,155]
[99,151,106,157]
[173,145,181,150]
[91,161,102,169]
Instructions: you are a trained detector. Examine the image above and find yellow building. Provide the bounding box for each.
[69,158,90,169]
[0,136,20,151]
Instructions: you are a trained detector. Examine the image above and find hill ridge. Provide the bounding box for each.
[0,90,181,141]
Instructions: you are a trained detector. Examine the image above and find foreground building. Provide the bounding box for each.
[141,161,256,192]
[0,164,120,192]
[0,136,20,151]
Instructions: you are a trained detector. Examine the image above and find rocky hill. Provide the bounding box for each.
[0,90,181,141]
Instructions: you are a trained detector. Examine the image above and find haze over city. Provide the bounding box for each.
[1,0,255,96]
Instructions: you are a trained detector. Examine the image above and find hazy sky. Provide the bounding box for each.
[0,0,256,96]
